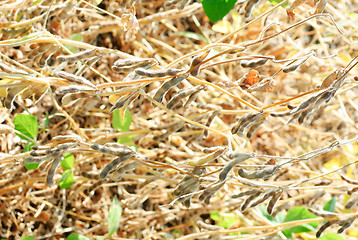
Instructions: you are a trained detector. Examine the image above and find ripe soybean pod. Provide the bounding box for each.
[240,58,268,68]
[99,155,132,179]
[135,68,183,77]
[46,155,62,186]
[237,165,279,180]
[57,48,102,62]
[219,153,253,181]
[153,74,189,103]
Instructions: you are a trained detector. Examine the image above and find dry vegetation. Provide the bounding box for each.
[1,0,358,239]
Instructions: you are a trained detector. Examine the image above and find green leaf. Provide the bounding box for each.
[24,142,39,170]
[319,233,344,240]
[174,31,208,42]
[267,0,289,7]
[45,112,50,128]
[107,195,122,239]
[209,210,238,229]
[58,169,74,189]
[67,233,91,240]
[19,236,35,240]
[201,0,237,22]
[112,109,132,132]
[65,33,83,54]
[323,197,336,212]
[282,206,319,238]
[14,114,37,140]
[61,153,75,170]
[210,210,220,221]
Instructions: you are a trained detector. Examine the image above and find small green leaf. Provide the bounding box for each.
[67,233,91,240]
[112,109,132,132]
[24,161,39,170]
[65,33,83,54]
[209,211,238,229]
[107,195,122,239]
[61,153,75,170]
[24,142,39,170]
[323,197,336,212]
[210,210,220,221]
[319,233,344,240]
[58,169,74,189]
[174,31,208,42]
[267,0,289,7]
[201,0,237,22]
[19,236,35,240]
[45,112,50,128]
[14,114,37,140]
[282,206,319,238]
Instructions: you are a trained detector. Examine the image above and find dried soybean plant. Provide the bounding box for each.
[1,0,358,239]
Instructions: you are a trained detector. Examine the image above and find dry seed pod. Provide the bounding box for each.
[345,196,358,209]
[57,48,102,62]
[231,111,265,136]
[135,68,183,78]
[112,58,156,72]
[153,74,189,103]
[250,189,278,208]
[46,156,62,186]
[110,161,141,180]
[219,153,253,181]
[245,117,265,138]
[30,149,49,157]
[91,143,134,156]
[57,141,79,150]
[282,55,310,73]
[238,165,279,180]
[109,89,139,113]
[269,110,291,117]
[240,58,268,68]
[267,189,283,215]
[348,187,358,195]
[52,134,82,143]
[314,0,327,14]
[54,71,96,88]
[241,189,263,211]
[188,147,226,166]
[62,92,88,107]
[316,220,339,238]
[188,51,210,76]
[199,180,228,205]
[104,142,135,151]
[320,69,339,88]
[341,174,358,185]
[173,168,205,207]
[337,218,356,234]
[100,157,129,179]
[55,85,98,95]
[203,110,220,138]
[231,112,257,135]
[183,86,204,108]
[247,77,275,92]
[166,88,197,109]
[308,208,338,218]
[24,155,54,163]
[244,0,260,18]
[232,189,262,198]
[113,58,154,68]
